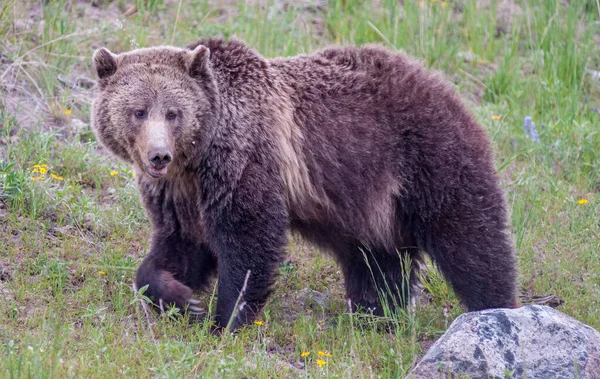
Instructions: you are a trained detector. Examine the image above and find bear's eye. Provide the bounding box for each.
[134,110,147,119]
[166,111,177,121]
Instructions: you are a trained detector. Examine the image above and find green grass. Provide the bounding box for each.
[1,0,599,377]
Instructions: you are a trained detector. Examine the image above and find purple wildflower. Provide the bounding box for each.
[523,116,540,142]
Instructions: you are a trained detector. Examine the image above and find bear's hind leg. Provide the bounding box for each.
[412,195,518,311]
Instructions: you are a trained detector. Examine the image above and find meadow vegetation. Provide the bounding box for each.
[0,0,599,377]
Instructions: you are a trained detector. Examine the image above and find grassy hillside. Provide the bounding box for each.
[1,0,599,377]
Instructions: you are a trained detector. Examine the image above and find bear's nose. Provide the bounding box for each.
[148,149,173,168]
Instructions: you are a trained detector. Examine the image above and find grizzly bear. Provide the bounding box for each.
[91,38,517,330]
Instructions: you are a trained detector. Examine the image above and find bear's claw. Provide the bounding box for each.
[187,305,203,315]
[157,297,204,318]
[187,298,201,305]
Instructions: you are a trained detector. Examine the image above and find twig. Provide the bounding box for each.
[347,298,358,364]
[199,271,252,374]
[171,0,184,45]
[122,6,138,17]
[0,28,100,81]
[367,21,397,50]
[132,283,153,332]
[17,65,47,109]
[224,270,252,333]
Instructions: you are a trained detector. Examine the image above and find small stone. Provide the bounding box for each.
[297,287,330,309]
[70,119,87,130]
[74,77,97,89]
[456,51,479,63]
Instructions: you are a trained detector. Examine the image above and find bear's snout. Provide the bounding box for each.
[139,120,174,179]
[148,149,172,168]
[145,148,172,178]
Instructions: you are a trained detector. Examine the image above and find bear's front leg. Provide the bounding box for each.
[205,163,288,331]
[136,232,217,317]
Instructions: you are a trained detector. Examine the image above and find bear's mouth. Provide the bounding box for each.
[144,164,168,179]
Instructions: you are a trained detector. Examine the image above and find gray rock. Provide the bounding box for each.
[297,287,330,309]
[70,118,87,130]
[408,305,600,379]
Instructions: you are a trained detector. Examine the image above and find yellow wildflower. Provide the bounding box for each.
[300,352,311,357]
[441,1,447,6]
[51,173,64,181]
[31,177,44,181]
[65,109,71,115]
[99,271,106,275]
[316,359,326,367]
[419,1,425,6]
[492,115,501,120]
[254,320,263,326]
[110,170,118,177]
[317,351,332,357]
[33,164,48,175]
[578,199,588,205]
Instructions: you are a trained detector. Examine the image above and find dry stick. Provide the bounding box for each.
[132,283,153,333]
[17,65,47,109]
[347,298,359,368]
[122,6,138,17]
[409,303,418,371]
[0,28,99,81]
[224,270,252,333]
[171,0,184,46]
[197,271,252,374]
[367,21,397,50]
[0,82,46,110]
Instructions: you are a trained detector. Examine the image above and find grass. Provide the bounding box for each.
[0,0,599,377]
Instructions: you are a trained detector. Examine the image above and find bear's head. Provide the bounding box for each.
[91,45,217,179]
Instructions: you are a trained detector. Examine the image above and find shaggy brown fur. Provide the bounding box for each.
[91,39,518,330]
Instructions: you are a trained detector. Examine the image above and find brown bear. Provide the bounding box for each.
[91,38,518,330]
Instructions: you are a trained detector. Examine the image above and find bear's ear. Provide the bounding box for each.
[185,45,211,78]
[92,48,118,79]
